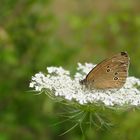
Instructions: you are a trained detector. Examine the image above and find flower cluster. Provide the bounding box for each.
[29,63,140,106]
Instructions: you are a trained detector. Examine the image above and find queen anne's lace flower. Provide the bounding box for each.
[29,63,140,106]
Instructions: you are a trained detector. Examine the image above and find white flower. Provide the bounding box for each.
[29,63,140,107]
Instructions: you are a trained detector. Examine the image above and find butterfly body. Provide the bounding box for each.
[80,52,130,89]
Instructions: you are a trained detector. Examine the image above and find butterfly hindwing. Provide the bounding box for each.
[81,52,130,89]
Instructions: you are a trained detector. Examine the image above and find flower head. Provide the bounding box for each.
[29,63,140,107]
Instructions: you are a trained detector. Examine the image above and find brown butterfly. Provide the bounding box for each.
[80,52,130,89]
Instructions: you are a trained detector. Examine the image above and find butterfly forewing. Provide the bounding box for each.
[81,52,130,89]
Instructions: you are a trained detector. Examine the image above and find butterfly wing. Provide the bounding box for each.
[82,52,130,89]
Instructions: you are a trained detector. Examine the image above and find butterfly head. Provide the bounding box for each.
[79,79,87,85]
[121,52,128,57]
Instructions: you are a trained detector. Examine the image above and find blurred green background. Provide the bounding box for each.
[1,0,140,140]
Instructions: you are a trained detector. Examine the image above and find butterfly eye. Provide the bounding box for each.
[114,77,118,80]
[115,72,118,75]
[106,69,110,72]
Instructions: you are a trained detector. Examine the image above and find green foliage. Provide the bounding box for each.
[1,0,140,139]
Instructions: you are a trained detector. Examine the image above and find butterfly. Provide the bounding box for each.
[80,52,130,89]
